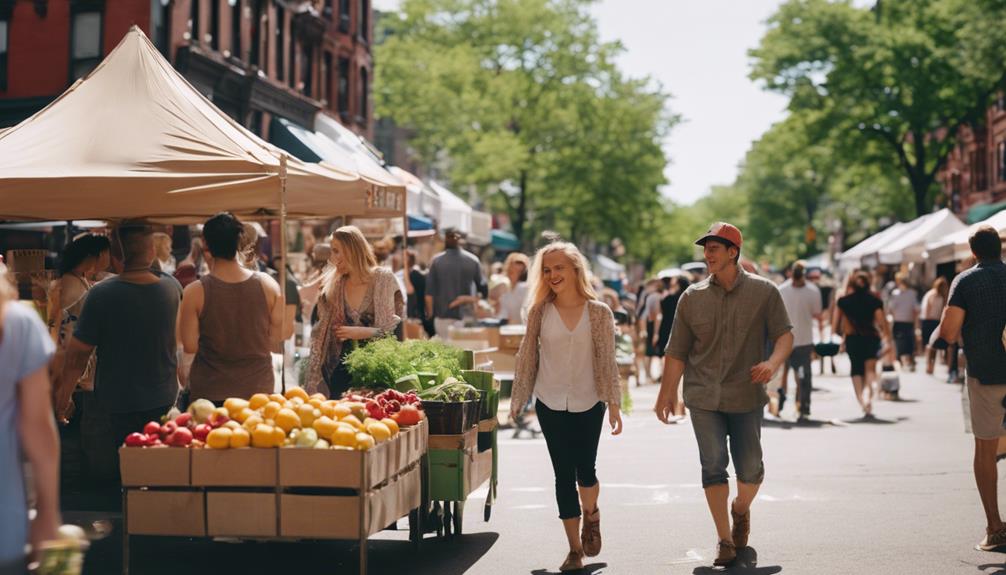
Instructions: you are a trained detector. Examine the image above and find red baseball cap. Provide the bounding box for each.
[695,222,743,249]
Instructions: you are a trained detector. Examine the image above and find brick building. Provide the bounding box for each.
[0,0,374,138]
[939,94,1006,222]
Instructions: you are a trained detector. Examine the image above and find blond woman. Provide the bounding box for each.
[510,242,623,572]
[306,226,403,397]
[497,252,531,324]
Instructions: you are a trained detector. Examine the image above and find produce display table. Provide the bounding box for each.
[425,422,495,537]
[119,419,428,575]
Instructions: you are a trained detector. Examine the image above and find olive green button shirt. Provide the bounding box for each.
[665,269,792,413]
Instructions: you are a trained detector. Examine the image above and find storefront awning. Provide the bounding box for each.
[491,230,521,251]
[408,214,434,231]
[967,201,1006,224]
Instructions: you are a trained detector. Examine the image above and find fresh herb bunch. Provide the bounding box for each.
[343,338,467,388]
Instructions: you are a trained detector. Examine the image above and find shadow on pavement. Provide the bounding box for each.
[531,561,607,575]
[692,547,781,574]
[83,518,499,575]
[762,417,832,430]
[842,415,909,425]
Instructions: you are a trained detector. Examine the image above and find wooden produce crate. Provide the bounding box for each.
[427,425,491,502]
[124,489,206,537]
[191,448,278,487]
[119,447,191,487]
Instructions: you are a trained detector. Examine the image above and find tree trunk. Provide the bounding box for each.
[514,168,529,248]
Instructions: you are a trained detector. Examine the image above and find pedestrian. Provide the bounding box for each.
[778,261,822,421]
[306,225,404,397]
[929,226,1006,551]
[58,225,182,485]
[172,236,206,288]
[176,214,285,404]
[887,272,919,371]
[425,227,488,337]
[834,271,890,418]
[0,263,61,572]
[401,249,434,338]
[48,234,111,422]
[152,232,176,274]
[639,278,663,383]
[654,222,793,567]
[510,241,623,572]
[497,252,531,324]
[656,274,691,365]
[921,276,949,375]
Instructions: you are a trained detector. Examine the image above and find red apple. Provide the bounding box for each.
[167,427,193,447]
[125,433,148,448]
[160,421,178,437]
[143,421,161,436]
[207,412,230,429]
[193,424,212,442]
[174,412,194,429]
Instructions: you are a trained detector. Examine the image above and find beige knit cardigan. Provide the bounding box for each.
[511,298,621,411]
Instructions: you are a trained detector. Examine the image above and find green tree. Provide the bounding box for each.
[750,0,1006,217]
[374,0,676,255]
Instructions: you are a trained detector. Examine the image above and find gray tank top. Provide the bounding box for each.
[189,273,274,401]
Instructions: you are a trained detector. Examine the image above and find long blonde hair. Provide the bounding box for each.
[322,225,379,300]
[526,242,598,309]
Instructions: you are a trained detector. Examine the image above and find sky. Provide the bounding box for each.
[373,0,792,205]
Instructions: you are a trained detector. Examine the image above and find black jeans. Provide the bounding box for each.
[535,399,606,520]
[788,345,814,416]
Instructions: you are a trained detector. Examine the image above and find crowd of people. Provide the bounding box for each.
[3,214,1006,572]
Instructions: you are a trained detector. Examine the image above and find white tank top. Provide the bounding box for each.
[534,303,599,412]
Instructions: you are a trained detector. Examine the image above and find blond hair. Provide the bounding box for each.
[503,252,530,281]
[322,225,379,300]
[526,242,598,309]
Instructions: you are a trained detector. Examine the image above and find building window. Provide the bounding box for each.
[0,19,8,92]
[338,56,349,116]
[250,0,262,68]
[151,0,172,58]
[288,29,296,88]
[300,44,312,96]
[358,0,368,42]
[999,141,1006,183]
[189,0,200,44]
[324,51,333,106]
[324,0,333,19]
[339,0,350,33]
[358,67,368,120]
[275,4,285,82]
[71,11,102,80]
[209,0,220,49]
[229,0,241,58]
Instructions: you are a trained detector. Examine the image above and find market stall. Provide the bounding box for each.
[925,209,1006,264]
[876,208,966,265]
[838,220,914,271]
[0,26,411,575]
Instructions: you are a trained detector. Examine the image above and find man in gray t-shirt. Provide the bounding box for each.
[425,227,488,336]
[61,226,182,481]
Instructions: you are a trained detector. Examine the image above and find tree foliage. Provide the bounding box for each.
[749,0,1006,217]
[374,0,677,257]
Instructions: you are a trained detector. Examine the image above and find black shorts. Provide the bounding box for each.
[845,334,881,377]
[892,322,915,357]
[645,321,662,357]
[921,319,940,348]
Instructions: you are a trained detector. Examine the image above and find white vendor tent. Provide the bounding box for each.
[389,167,441,220]
[877,208,966,265]
[925,210,1006,264]
[839,221,913,271]
[428,181,473,235]
[0,26,388,222]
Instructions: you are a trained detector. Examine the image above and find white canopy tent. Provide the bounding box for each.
[313,112,403,192]
[428,181,473,235]
[925,210,1006,264]
[389,167,440,220]
[0,26,391,223]
[838,222,913,271]
[877,208,966,265]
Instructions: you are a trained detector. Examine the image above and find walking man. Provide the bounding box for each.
[778,261,822,421]
[425,227,488,337]
[654,222,793,566]
[930,226,1006,551]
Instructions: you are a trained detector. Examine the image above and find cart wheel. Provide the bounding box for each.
[483,500,492,522]
[452,501,464,536]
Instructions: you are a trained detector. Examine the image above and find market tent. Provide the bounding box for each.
[967,200,1006,224]
[926,209,1006,263]
[470,211,492,247]
[877,208,965,265]
[490,230,521,252]
[428,181,473,234]
[594,254,625,281]
[838,218,924,271]
[0,26,382,222]
[389,167,440,219]
[314,112,403,192]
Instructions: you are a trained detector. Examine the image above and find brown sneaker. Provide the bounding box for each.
[731,504,750,548]
[581,508,602,557]
[713,540,737,567]
[977,526,1006,551]
[560,550,584,572]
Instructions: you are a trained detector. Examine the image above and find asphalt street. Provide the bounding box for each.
[73,357,1004,575]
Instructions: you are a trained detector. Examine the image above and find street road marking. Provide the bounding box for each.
[667,550,704,565]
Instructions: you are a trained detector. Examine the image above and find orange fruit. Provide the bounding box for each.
[252,424,277,448]
[262,401,282,420]
[206,428,233,449]
[249,393,270,411]
[331,425,357,447]
[230,428,251,448]
[341,414,363,430]
[284,387,310,402]
[381,418,400,436]
[312,416,338,440]
[275,408,302,434]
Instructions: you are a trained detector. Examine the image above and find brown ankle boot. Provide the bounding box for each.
[581,508,602,557]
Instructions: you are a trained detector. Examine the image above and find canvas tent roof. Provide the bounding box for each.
[838,222,913,271]
[926,209,1006,264]
[0,26,393,223]
[877,208,965,264]
[389,166,440,219]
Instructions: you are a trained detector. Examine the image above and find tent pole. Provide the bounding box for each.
[279,154,289,393]
[402,210,411,339]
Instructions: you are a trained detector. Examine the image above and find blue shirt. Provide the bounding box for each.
[0,302,55,563]
[948,260,1006,385]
